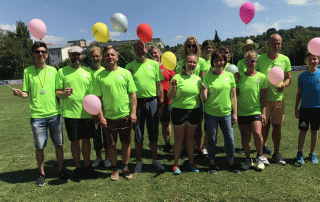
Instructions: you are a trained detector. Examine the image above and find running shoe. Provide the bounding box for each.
[256,156,265,171]
[58,170,70,182]
[36,175,45,187]
[110,170,119,181]
[134,161,143,173]
[153,160,165,171]
[296,151,304,164]
[263,146,273,154]
[228,164,240,174]
[272,153,286,165]
[202,148,208,155]
[209,164,217,174]
[189,162,199,173]
[242,158,253,170]
[173,164,181,175]
[309,153,318,164]
[261,155,270,166]
[92,157,102,168]
[104,158,111,167]
[123,169,133,180]
[163,144,173,153]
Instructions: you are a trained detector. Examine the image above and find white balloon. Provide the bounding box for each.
[111,13,128,32]
[225,64,239,74]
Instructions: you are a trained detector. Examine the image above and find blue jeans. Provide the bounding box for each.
[30,114,63,149]
[204,113,235,161]
[135,98,159,143]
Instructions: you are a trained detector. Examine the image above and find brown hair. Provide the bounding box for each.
[102,45,117,56]
[182,54,198,71]
[211,50,227,68]
[182,36,200,59]
[32,41,47,52]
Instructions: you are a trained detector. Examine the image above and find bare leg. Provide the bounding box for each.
[121,143,130,165]
[82,138,91,167]
[173,125,185,165]
[186,125,197,163]
[109,144,117,166]
[252,121,263,156]
[36,149,45,175]
[54,145,64,172]
[272,124,281,155]
[310,130,318,154]
[71,140,81,168]
[239,124,252,159]
[161,121,171,145]
[262,124,271,147]
[298,130,308,151]
[149,142,158,161]
[135,142,143,162]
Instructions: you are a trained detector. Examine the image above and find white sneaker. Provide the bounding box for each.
[104,158,111,168]
[256,156,265,170]
[273,153,286,165]
[261,155,270,166]
[242,158,253,170]
[135,161,143,173]
[202,148,208,155]
[153,160,165,171]
[92,157,102,168]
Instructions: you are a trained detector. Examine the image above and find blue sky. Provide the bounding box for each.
[1,0,320,47]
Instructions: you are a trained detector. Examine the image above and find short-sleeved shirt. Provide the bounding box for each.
[256,53,291,101]
[298,69,320,108]
[170,73,201,109]
[203,71,235,117]
[94,67,137,120]
[91,66,105,89]
[175,57,208,77]
[160,64,176,105]
[236,72,267,116]
[125,59,163,98]
[22,65,61,118]
[56,65,93,119]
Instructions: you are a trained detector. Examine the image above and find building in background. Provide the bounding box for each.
[101,38,165,48]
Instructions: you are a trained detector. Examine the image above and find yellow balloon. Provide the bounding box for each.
[161,51,177,71]
[92,22,110,42]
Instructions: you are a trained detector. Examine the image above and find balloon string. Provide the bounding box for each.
[4,84,14,89]
[117,51,129,64]
[47,52,71,86]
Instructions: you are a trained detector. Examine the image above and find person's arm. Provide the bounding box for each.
[56,87,73,99]
[295,87,302,119]
[200,84,207,101]
[156,81,164,105]
[130,92,137,124]
[167,79,177,100]
[201,71,206,81]
[12,89,29,98]
[231,87,237,124]
[260,88,267,125]
[277,71,291,92]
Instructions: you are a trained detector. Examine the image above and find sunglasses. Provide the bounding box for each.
[245,59,257,64]
[187,44,196,48]
[34,50,47,54]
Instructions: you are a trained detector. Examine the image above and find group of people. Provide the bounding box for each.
[12,32,320,186]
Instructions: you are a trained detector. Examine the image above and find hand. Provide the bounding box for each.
[232,114,238,124]
[12,88,22,97]
[295,109,299,119]
[100,117,107,128]
[200,84,206,91]
[65,87,73,96]
[130,112,137,124]
[276,85,285,92]
[261,114,267,126]
[170,79,177,88]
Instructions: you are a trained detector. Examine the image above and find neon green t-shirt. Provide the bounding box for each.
[22,65,61,118]
[91,66,105,89]
[94,67,137,120]
[170,73,201,109]
[256,53,291,101]
[175,57,208,77]
[203,71,235,117]
[125,59,163,98]
[236,72,267,116]
[56,65,93,119]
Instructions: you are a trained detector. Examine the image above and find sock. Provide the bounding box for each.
[123,165,128,170]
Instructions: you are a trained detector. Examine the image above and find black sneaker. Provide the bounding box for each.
[163,144,173,153]
[84,166,98,179]
[36,175,45,187]
[263,146,273,154]
[58,170,70,183]
[73,167,82,181]
[228,164,240,174]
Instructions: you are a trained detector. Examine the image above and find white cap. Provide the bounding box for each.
[69,46,83,53]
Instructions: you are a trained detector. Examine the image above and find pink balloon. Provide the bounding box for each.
[28,19,47,40]
[83,94,102,115]
[239,2,256,25]
[308,38,320,56]
[268,67,284,86]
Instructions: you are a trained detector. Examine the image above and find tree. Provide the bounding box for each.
[213,30,221,48]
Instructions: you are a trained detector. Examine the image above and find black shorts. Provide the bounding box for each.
[298,108,320,131]
[105,116,132,145]
[64,118,94,141]
[238,114,262,125]
[171,107,201,126]
[160,104,171,122]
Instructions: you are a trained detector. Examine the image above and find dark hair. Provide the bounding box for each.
[201,40,214,50]
[305,51,320,60]
[32,41,47,52]
[218,46,230,54]
[211,50,227,68]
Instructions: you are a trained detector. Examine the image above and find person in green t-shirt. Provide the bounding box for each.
[87,46,111,169]
[200,40,215,155]
[125,41,165,173]
[94,46,137,181]
[168,54,206,174]
[13,42,69,186]
[236,39,259,75]
[201,50,239,174]
[56,46,96,180]
[255,33,291,165]
[236,51,267,171]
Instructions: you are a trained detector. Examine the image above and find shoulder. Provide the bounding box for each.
[125,61,136,69]
[24,65,35,73]
[47,65,57,72]
[82,66,92,72]
[257,53,268,61]
[147,59,159,66]
[199,57,206,63]
[279,53,290,61]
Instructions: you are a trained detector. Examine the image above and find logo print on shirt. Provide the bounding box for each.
[117,75,123,79]
[280,63,283,67]
[225,77,229,82]
[147,65,152,70]
[49,72,53,76]
[253,79,259,83]
[83,73,88,78]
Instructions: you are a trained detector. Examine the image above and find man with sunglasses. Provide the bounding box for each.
[255,33,291,165]
[12,42,69,186]
[125,41,165,173]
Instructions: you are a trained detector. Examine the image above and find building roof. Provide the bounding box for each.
[47,44,71,49]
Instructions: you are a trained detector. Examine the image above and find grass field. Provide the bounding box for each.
[1,71,320,201]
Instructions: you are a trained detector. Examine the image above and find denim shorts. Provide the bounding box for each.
[30,114,63,149]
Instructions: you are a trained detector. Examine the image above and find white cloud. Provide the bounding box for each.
[173,35,185,41]
[0,23,16,32]
[248,22,280,34]
[109,32,121,41]
[254,2,266,11]
[222,0,247,8]
[31,35,67,44]
[277,16,298,23]
[284,0,310,5]
[79,29,87,33]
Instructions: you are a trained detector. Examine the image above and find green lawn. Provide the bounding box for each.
[1,71,320,201]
